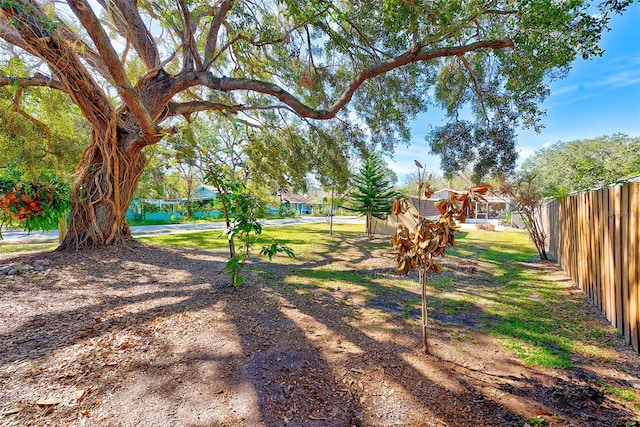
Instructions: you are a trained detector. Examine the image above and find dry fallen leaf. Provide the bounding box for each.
[5,406,25,415]
[36,397,62,406]
[75,389,86,401]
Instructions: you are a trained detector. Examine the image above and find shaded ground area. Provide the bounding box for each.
[1,232,639,426]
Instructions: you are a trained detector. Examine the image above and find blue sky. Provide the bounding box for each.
[386,6,640,179]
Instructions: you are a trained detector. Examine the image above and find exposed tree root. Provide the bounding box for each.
[58,118,146,251]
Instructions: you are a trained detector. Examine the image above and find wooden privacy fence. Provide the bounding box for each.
[540,181,640,353]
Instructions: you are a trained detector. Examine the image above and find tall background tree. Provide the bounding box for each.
[499,172,550,261]
[0,0,631,249]
[521,134,640,198]
[348,153,397,239]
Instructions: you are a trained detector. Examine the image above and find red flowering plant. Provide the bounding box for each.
[0,166,70,238]
[390,160,490,354]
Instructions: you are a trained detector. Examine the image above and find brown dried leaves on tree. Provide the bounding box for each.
[391,183,491,276]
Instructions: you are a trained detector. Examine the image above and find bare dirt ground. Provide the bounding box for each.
[1,237,639,426]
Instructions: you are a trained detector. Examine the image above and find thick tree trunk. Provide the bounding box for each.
[58,122,146,250]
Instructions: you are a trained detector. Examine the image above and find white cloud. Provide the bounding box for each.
[591,71,640,89]
[551,85,579,97]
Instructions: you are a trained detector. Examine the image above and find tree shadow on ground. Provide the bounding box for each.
[0,233,638,426]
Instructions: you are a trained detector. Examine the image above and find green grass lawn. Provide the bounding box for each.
[138,223,363,259]
[140,224,624,369]
[0,242,58,253]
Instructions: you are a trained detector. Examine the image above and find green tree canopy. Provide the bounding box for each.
[348,153,397,238]
[521,134,640,197]
[0,59,87,181]
[0,0,632,249]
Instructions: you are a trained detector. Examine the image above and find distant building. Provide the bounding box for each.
[371,189,512,235]
[190,185,219,202]
[277,192,317,215]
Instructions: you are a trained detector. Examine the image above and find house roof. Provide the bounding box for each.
[189,184,219,201]
[193,184,218,193]
[279,192,313,204]
[431,188,507,204]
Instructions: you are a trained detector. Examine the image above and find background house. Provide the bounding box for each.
[371,189,513,235]
[277,193,317,215]
[190,184,219,202]
[431,189,509,221]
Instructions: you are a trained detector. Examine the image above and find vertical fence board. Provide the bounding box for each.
[563,198,570,275]
[551,201,556,259]
[590,191,597,305]
[582,193,589,297]
[586,193,594,300]
[575,195,582,290]
[622,186,630,342]
[631,183,640,351]
[603,189,613,323]
[608,187,616,325]
[594,190,602,311]
[561,198,567,266]
[574,196,580,287]
[610,187,617,326]
[578,194,585,293]
[548,201,558,259]
[614,186,623,334]
[599,188,606,312]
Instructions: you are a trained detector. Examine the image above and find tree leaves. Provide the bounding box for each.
[427,119,517,183]
[390,172,491,276]
[260,240,296,260]
[347,152,398,238]
[521,134,640,198]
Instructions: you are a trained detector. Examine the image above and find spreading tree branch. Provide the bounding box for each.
[165,100,295,118]
[1,1,113,128]
[173,38,514,120]
[177,0,202,71]
[204,0,235,69]
[67,0,160,142]
[0,73,66,92]
[55,21,111,77]
[0,19,40,57]
[167,100,243,116]
[457,54,488,121]
[111,0,161,69]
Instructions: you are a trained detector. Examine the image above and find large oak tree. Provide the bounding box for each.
[0,0,630,249]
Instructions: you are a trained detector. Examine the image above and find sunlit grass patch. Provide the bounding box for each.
[139,223,363,257]
[0,243,57,253]
[139,225,627,369]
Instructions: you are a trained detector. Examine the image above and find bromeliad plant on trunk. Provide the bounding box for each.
[390,160,490,354]
[0,166,70,239]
